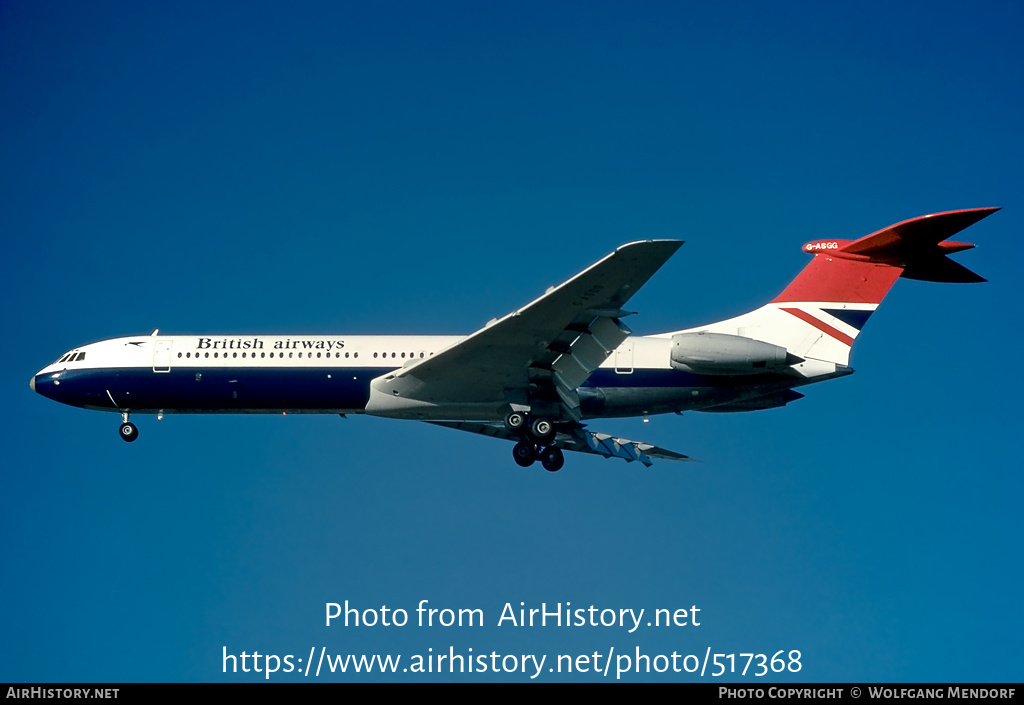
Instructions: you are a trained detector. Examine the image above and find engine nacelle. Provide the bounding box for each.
[670,331,801,375]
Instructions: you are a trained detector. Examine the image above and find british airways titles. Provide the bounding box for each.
[195,337,346,352]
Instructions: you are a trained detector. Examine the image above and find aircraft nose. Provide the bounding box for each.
[29,375,35,392]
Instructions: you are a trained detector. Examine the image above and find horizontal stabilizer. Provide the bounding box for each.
[795,208,995,285]
[840,207,997,256]
[901,256,986,283]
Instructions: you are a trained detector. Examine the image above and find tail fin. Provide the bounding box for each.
[692,208,995,368]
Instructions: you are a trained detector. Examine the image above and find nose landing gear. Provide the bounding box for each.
[119,413,138,442]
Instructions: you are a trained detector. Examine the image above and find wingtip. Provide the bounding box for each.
[616,238,685,252]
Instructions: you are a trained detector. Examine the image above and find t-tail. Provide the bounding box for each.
[678,208,995,370]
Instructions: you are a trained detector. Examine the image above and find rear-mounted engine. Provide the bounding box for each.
[670,331,802,374]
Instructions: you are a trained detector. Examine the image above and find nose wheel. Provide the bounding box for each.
[119,413,138,442]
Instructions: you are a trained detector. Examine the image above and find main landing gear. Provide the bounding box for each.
[119,412,138,443]
[506,411,564,472]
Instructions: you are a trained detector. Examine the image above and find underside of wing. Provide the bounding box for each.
[429,421,693,467]
[366,240,683,422]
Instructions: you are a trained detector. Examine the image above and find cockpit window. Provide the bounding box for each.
[56,351,86,364]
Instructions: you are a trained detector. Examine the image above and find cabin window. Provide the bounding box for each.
[75,352,86,361]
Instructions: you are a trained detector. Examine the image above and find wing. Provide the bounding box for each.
[429,421,693,467]
[365,240,683,421]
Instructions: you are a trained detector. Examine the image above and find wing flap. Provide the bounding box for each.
[549,317,630,390]
[428,421,693,467]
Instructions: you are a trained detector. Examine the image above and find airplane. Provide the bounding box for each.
[30,207,995,471]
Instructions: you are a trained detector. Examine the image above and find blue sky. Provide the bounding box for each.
[2,0,1022,682]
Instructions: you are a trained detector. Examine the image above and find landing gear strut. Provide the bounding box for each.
[119,413,138,443]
